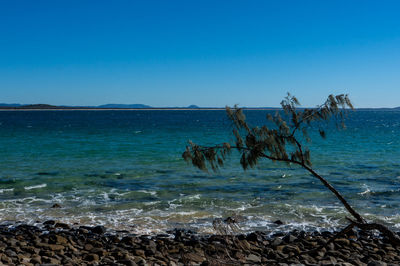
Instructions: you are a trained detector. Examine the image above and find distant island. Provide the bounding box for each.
[0,103,399,110]
[0,103,206,110]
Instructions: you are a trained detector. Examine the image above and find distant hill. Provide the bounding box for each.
[97,104,152,109]
[0,103,21,107]
[1,102,399,110]
[18,104,60,109]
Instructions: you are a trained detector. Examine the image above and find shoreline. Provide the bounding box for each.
[1,221,399,265]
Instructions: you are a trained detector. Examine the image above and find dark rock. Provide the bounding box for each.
[283,245,301,255]
[246,232,262,242]
[41,256,60,264]
[30,255,41,264]
[274,220,284,225]
[43,220,56,225]
[119,259,137,266]
[55,222,70,229]
[39,250,55,257]
[51,203,62,208]
[335,238,350,246]
[283,234,297,243]
[83,253,99,262]
[91,225,106,234]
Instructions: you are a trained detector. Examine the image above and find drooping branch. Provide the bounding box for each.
[346,218,400,246]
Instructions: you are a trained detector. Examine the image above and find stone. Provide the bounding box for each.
[83,253,99,262]
[84,243,93,251]
[246,254,261,263]
[30,255,42,264]
[5,249,17,257]
[48,244,65,251]
[118,259,138,266]
[134,249,146,257]
[335,238,350,246]
[1,254,13,264]
[91,225,106,234]
[55,222,70,229]
[283,234,297,243]
[271,238,283,246]
[240,239,251,249]
[183,252,205,263]
[367,261,387,266]
[246,232,262,242]
[283,245,301,255]
[43,220,55,225]
[48,235,68,245]
[41,256,61,264]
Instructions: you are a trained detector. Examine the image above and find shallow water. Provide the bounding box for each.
[0,110,399,234]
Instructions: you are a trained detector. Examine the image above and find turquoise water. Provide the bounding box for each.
[0,110,400,234]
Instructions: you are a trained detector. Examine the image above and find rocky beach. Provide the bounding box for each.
[0,221,399,265]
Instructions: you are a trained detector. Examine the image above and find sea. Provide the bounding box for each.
[0,109,399,235]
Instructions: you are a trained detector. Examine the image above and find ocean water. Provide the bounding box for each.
[0,110,400,234]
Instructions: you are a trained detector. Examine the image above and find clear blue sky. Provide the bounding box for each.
[1,0,400,107]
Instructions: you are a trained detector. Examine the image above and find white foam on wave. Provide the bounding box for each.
[0,188,14,193]
[143,201,161,206]
[358,184,371,195]
[137,190,157,196]
[24,184,47,190]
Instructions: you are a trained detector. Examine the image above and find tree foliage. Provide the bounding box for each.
[183,93,353,172]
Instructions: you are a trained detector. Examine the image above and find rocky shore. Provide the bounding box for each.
[0,221,400,265]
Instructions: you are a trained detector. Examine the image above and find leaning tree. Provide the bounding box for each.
[183,94,400,245]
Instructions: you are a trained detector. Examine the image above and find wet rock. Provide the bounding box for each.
[246,232,262,242]
[283,234,297,243]
[51,203,62,208]
[274,220,284,225]
[91,225,106,234]
[55,222,70,229]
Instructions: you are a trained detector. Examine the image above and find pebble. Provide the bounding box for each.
[0,222,399,264]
